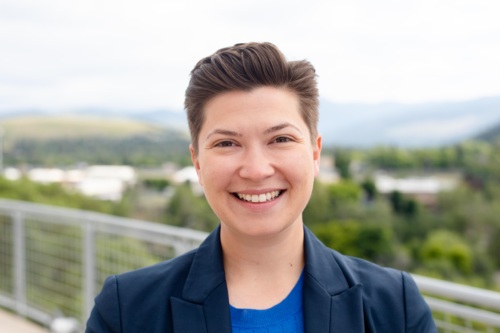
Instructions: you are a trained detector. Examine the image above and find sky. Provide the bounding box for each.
[1,0,500,114]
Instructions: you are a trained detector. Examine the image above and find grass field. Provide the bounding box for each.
[0,114,165,144]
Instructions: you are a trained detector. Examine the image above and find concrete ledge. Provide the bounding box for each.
[0,309,48,333]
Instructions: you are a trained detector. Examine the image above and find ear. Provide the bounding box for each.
[312,134,322,177]
[189,144,203,186]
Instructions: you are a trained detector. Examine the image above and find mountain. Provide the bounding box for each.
[317,96,500,147]
[0,114,187,145]
[120,96,500,147]
[2,95,499,147]
[0,115,191,167]
[475,121,500,142]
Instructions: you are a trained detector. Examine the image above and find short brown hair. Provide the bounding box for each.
[185,42,319,153]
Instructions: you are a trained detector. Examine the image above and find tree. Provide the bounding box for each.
[332,149,352,179]
[303,180,330,226]
[388,190,419,218]
[164,183,219,232]
[419,230,472,278]
[361,178,377,201]
[312,220,396,265]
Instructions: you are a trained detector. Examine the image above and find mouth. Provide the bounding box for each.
[233,190,284,203]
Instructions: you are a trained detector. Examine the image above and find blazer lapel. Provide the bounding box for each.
[303,274,333,333]
[303,227,365,333]
[303,280,364,333]
[201,283,232,332]
[170,227,232,333]
[172,226,367,333]
[329,284,364,332]
[170,298,207,333]
[170,283,231,333]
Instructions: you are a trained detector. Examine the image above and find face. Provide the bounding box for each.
[190,86,322,239]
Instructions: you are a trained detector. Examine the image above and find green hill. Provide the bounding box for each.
[475,121,500,142]
[1,115,191,167]
[0,114,169,144]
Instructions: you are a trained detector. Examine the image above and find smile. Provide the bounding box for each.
[234,190,283,203]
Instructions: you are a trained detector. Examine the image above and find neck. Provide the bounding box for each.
[220,222,305,309]
[221,222,305,271]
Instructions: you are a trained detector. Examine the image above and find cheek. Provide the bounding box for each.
[278,164,314,194]
[281,150,317,176]
[199,158,234,188]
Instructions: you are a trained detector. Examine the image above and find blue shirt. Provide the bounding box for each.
[229,271,304,333]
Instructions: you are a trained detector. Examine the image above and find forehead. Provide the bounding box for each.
[202,87,301,125]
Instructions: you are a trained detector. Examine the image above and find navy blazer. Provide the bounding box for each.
[86,226,437,332]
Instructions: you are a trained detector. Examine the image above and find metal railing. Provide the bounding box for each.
[0,198,207,330]
[415,275,500,332]
[0,198,499,332]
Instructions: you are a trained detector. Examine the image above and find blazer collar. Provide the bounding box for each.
[170,226,232,332]
[171,226,365,333]
[181,226,357,298]
[180,226,356,301]
[182,226,226,303]
[303,226,350,295]
[303,227,365,333]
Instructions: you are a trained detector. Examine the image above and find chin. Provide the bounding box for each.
[221,218,302,239]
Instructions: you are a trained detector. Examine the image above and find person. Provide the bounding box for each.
[86,42,437,332]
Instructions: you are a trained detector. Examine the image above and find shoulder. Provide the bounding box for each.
[333,250,407,290]
[329,249,437,332]
[304,228,436,332]
[119,249,197,281]
[86,250,199,332]
[305,226,412,294]
[96,249,199,312]
[113,249,197,297]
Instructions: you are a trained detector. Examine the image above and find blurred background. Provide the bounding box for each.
[1,0,500,331]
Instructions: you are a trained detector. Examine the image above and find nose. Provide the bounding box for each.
[239,146,275,181]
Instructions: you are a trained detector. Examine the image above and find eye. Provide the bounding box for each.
[214,140,237,148]
[273,136,293,143]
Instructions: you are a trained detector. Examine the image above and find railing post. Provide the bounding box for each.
[13,211,27,317]
[173,238,191,256]
[83,220,95,323]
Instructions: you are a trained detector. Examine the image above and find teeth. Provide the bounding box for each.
[237,191,281,203]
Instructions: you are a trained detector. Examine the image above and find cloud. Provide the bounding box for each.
[1,0,500,112]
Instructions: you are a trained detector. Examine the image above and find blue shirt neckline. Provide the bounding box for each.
[229,270,304,328]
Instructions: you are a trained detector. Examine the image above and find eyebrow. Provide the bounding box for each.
[205,129,242,140]
[264,122,303,135]
[205,122,302,140]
